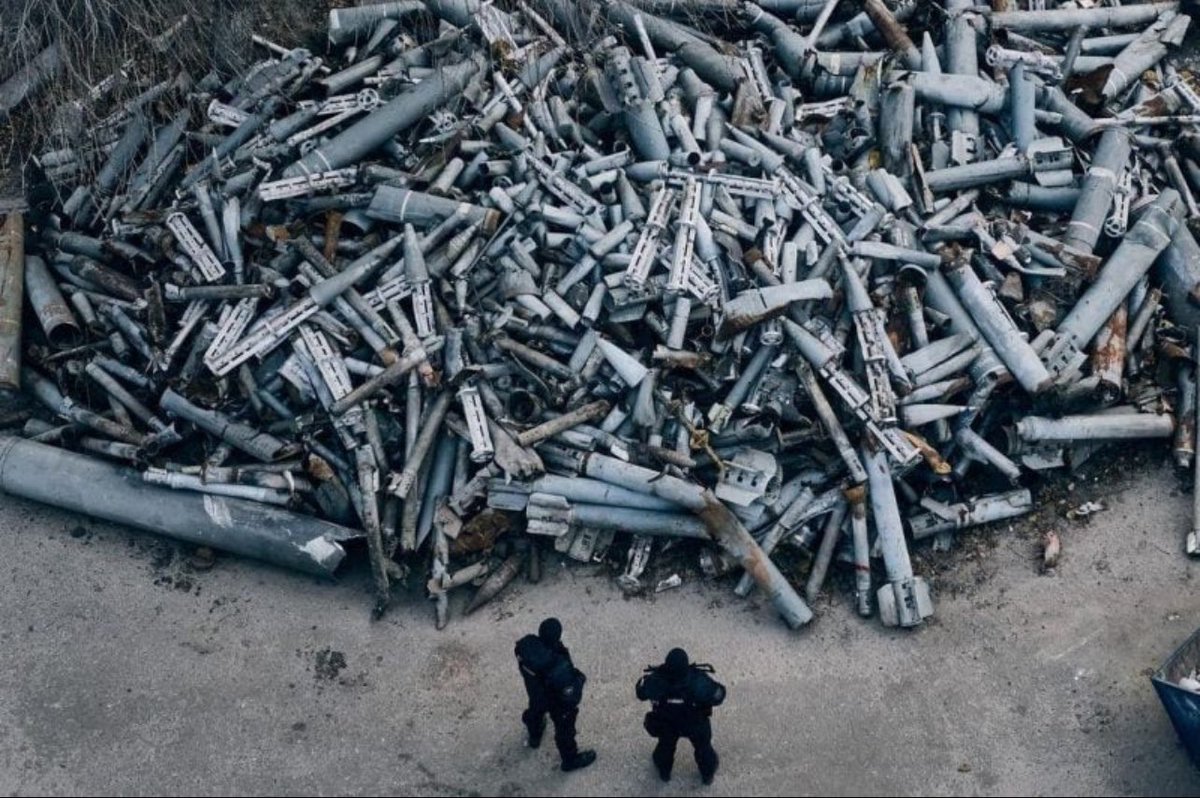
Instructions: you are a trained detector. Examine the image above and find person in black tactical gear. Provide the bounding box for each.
[636,647,725,785]
[514,617,596,772]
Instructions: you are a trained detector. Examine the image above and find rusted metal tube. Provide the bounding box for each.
[0,213,23,395]
[863,0,921,70]
[24,254,81,349]
[583,453,813,629]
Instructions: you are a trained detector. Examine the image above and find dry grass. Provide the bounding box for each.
[0,0,330,192]
[0,0,781,196]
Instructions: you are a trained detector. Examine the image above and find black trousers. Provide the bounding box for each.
[522,680,579,762]
[652,717,718,781]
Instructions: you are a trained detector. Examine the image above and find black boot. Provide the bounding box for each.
[652,737,677,782]
[561,749,596,772]
[700,748,715,782]
[522,709,544,750]
[699,749,719,786]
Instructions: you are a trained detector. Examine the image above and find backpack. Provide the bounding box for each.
[546,656,586,708]
[638,664,725,710]
[516,635,585,707]
[515,635,554,677]
[684,666,726,708]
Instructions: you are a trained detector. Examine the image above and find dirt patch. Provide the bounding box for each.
[153,573,196,593]
[425,641,479,691]
[313,648,347,681]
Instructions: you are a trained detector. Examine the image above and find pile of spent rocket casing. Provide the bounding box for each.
[1,0,1200,631]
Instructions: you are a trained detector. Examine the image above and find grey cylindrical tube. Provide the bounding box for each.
[1060,25,1089,81]
[1046,190,1182,377]
[165,283,273,302]
[802,0,841,50]
[1101,11,1186,101]
[606,0,740,91]
[570,502,709,538]
[1154,223,1200,333]
[863,443,932,627]
[945,0,981,140]
[956,426,1023,483]
[24,367,144,446]
[25,254,81,349]
[990,3,1177,33]
[805,498,849,603]
[389,390,454,500]
[0,436,350,575]
[519,46,567,93]
[0,213,24,394]
[863,445,912,582]
[284,56,481,177]
[1192,344,1200,556]
[879,81,915,177]
[307,237,404,307]
[910,72,1007,114]
[46,230,105,261]
[328,1,423,44]
[847,486,872,617]
[329,340,442,415]
[625,101,671,161]
[1010,64,1036,151]
[531,474,681,511]
[1036,85,1103,144]
[943,257,1053,394]
[84,362,171,438]
[1016,413,1174,441]
[908,489,1034,539]
[749,7,810,81]
[94,116,151,199]
[796,360,867,483]
[182,99,281,190]
[1005,182,1082,211]
[1081,33,1140,55]
[366,185,500,232]
[321,55,386,95]
[161,388,298,462]
[0,42,61,121]
[425,0,516,32]
[852,240,941,270]
[1064,128,1133,254]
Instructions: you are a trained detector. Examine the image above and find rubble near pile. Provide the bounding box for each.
[1,0,1199,630]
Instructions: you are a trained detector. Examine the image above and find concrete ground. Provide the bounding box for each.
[0,450,1198,796]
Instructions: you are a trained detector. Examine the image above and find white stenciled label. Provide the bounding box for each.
[203,493,234,528]
[300,536,342,565]
[298,325,354,399]
[167,212,226,282]
[258,168,357,201]
[206,99,249,128]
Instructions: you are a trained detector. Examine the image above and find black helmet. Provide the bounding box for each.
[664,647,689,678]
[538,617,563,644]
